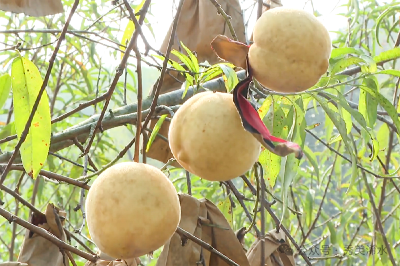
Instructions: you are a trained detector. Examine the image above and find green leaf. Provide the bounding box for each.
[217,195,233,228]
[330,47,363,58]
[259,150,280,188]
[373,47,400,63]
[331,57,366,75]
[303,146,320,182]
[171,50,196,74]
[200,66,223,83]
[305,189,315,227]
[326,91,379,161]
[120,20,135,59]
[180,42,199,76]
[258,96,272,119]
[327,221,337,244]
[375,6,400,46]
[119,0,145,59]
[218,64,238,92]
[360,84,400,135]
[376,69,400,78]
[312,94,357,192]
[359,77,378,128]
[11,56,51,179]
[0,73,11,110]
[146,114,168,152]
[0,122,15,140]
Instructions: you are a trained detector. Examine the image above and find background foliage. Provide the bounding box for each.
[0,0,400,265]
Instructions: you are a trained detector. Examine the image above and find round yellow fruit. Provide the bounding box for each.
[248,7,332,93]
[168,91,261,181]
[85,162,181,259]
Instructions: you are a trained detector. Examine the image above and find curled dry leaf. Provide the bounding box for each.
[17,204,69,266]
[232,59,303,159]
[246,230,295,266]
[157,194,250,266]
[210,35,249,70]
[0,0,64,16]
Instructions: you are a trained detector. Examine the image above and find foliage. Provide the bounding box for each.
[0,0,399,266]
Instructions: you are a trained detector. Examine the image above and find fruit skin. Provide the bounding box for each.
[168,91,261,181]
[248,7,332,93]
[85,162,181,259]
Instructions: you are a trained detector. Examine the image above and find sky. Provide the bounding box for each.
[141,0,350,50]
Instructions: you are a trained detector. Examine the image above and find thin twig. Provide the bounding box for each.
[0,0,80,186]
[82,0,151,155]
[0,207,98,262]
[226,180,261,237]
[240,176,312,266]
[141,0,185,145]
[300,150,338,248]
[305,129,388,179]
[360,165,397,264]
[257,0,263,19]
[208,0,238,41]
[175,227,240,266]
[78,137,136,181]
[257,163,266,266]
[186,171,192,195]
[0,165,90,190]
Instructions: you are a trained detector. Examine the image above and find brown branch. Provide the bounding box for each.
[360,165,397,264]
[290,185,306,239]
[225,180,261,236]
[0,0,80,186]
[257,0,263,19]
[82,0,151,155]
[1,165,90,190]
[0,183,44,218]
[141,0,185,149]
[208,0,238,41]
[0,69,239,164]
[175,227,240,266]
[305,129,390,179]
[133,44,143,163]
[240,177,312,266]
[0,206,98,262]
[300,150,338,248]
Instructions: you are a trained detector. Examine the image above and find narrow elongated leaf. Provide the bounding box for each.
[373,47,400,63]
[119,0,145,59]
[326,91,379,161]
[330,47,363,58]
[313,94,358,191]
[171,50,196,73]
[331,57,366,75]
[180,42,199,75]
[359,77,378,128]
[261,100,285,188]
[327,221,337,244]
[217,196,233,228]
[11,56,51,179]
[305,189,315,227]
[376,69,400,78]
[218,64,238,92]
[303,146,320,182]
[360,85,400,134]
[375,6,400,46]
[0,73,11,110]
[146,114,168,152]
[0,122,15,140]
[258,96,272,119]
[120,20,135,58]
